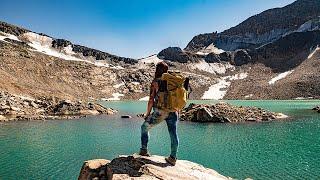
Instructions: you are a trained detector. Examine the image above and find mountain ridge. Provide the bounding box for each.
[185,0,320,52]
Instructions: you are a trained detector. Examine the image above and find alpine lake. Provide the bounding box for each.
[0,100,319,179]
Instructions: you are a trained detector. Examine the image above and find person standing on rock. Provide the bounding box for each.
[139,61,188,166]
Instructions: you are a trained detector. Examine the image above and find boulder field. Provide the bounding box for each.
[0,91,116,122]
[78,154,230,180]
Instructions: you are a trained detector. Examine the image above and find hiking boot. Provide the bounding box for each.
[139,148,150,157]
[165,156,177,166]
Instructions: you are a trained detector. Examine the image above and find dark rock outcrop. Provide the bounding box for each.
[185,32,218,52]
[180,103,288,123]
[233,49,252,66]
[219,51,232,62]
[158,47,199,63]
[204,52,221,63]
[78,155,229,180]
[72,45,137,64]
[0,21,30,36]
[51,39,138,64]
[52,39,72,48]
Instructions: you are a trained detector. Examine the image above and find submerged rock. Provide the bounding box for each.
[312,105,320,113]
[79,154,229,180]
[181,103,288,123]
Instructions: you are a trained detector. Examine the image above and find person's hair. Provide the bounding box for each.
[154,61,168,79]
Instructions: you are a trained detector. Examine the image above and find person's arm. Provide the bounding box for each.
[145,82,157,119]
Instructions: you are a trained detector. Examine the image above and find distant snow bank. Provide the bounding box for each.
[0,31,124,69]
[21,32,86,61]
[189,60,235,75]
[196,43,225,55]
[202,73,248,100]
[268,70,294,85]
[137,54,163,69]
[102,93,125,101]
[0,32,22,42]
[139,96,149,101]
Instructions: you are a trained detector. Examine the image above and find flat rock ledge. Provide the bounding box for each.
[180,103,288,123]
[0,91,117,122]
[79,154,230,180]
[312,105,320,113]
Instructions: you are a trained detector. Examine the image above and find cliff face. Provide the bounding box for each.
[78,155,230,180]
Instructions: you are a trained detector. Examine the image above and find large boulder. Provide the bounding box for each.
[233,49,252,66]
[204,53,221,63]
[219,51,232,62]
[158,47,196,63]
[78,155,229,180]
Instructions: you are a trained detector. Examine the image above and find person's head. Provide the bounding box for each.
[154,61,168,79]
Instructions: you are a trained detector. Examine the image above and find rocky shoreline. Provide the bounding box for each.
[0,91,116,122]
[312,105,320,113]
[78,154,229,180]
[180,103,288,123]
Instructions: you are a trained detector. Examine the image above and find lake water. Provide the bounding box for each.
[0,100,320,179]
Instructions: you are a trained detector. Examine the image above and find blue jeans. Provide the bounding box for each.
[141,108,179,158]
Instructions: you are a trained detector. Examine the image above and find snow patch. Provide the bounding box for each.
[139,96,150,101]
[139,54,163,64]
[110,65,125,70]
[94,61,110,68]
[138,54,163,69]
[308,46,320,59]
[18,32,116,68]
[196,43,225,55]
[103,93,124,101]
[268,70,294,85]
[21,32,84,61]
[189,60,235,75]
[202,73,248,100]
[245,94,253,98]
[0,32,21,42]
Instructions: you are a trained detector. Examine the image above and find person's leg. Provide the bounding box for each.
[165,112,179,159]
[140,109,168,153]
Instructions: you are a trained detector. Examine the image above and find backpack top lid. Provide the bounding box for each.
[161,71,185,91]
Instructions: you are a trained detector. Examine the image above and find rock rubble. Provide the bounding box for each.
[0,91,116,122]
[180,103,288,123]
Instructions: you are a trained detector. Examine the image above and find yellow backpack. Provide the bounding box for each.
[156,71,188,112]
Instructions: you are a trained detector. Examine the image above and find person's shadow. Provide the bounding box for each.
[109,155,170,177]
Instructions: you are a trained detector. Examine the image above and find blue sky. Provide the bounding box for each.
[1,0,295,58]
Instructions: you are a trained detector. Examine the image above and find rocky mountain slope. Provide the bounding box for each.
[1,0,320,104]
[157,0,320,100]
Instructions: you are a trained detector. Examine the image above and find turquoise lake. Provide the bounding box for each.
[1,100,320,179]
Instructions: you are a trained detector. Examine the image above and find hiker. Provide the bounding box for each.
[139,61,189,166]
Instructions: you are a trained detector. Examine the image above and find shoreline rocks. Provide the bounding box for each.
[0,91,117,122]
[79,154,229,180]
[312,105,320,113]
[181,103,288,123]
